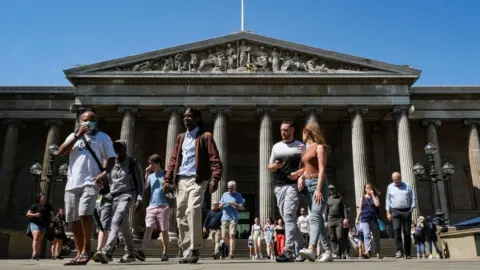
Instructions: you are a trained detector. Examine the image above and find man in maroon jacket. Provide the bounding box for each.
[164,107,223,264]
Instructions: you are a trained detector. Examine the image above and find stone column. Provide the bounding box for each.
[210,107,229,206]
[40,120,63,196]
[464,120,480,213]
[258,107,275,225]
[0,120,22,213]
[422,119,450,219]
[118,107,138,236]
[119,106,138,157]
[393,106,419,220]
[303,107,322,124]
[347,106,369,207]
[165,107,184,237]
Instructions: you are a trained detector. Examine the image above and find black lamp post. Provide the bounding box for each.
[29,144,68,258]
[412,143,454,227]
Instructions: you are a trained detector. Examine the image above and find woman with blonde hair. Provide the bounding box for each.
[296,122,333,262]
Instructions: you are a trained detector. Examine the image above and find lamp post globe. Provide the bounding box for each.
[48,144,59,155]
[58,163,69,180]
[442,162,455,178]
[424,143,437,156]
[412,163,425,177]
[30,162,43,177]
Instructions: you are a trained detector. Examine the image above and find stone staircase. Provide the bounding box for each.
[108,238,414,259]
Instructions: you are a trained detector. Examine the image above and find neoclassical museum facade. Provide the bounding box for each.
[0,32,479,237]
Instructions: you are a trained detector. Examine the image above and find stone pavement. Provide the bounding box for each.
[2,258,480,270]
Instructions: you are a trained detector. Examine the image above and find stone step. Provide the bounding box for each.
[105,238,414,259]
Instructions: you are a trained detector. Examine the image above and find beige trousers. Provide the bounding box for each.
[209,229,222,252]
[176,176,208,251]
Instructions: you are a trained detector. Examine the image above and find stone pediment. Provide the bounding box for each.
[64,32,421,77]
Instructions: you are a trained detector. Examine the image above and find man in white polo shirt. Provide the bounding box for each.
[58,111,116,265]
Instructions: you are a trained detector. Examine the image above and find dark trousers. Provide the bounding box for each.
[391,208,412,256]
[327,222,344,256]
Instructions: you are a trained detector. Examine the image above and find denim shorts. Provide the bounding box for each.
[30,223,46,233]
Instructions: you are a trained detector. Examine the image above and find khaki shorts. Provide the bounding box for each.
[221,220,237,238]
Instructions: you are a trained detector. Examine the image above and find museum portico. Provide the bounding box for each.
[0,32,479,239]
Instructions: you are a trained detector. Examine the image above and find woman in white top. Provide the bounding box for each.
[263,217,276,260]
[250,217,264,259]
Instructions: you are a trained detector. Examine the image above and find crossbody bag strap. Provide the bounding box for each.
[364,197,380,220]
[81,136,104,172]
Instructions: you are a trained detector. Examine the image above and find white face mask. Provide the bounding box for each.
[82,121,97,133]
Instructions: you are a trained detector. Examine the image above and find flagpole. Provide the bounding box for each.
[241,0,244,31]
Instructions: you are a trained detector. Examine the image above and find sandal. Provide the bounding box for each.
[63,258,79,266]
[75,253,93,265]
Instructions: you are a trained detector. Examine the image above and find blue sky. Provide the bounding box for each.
[0,0,478,86]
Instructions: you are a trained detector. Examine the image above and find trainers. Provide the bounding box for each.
[97,251,113,264]
[119,253,136,263]
[276,250,295,262]
[213,252,220,260]
[227,254,234,260]
[299,248,316,262]
[134,250,146,261]
[318,251,333,262]
[295,255,306,262]
[179,249,199,264]
[161,253,169,261]
[395,251,403,259]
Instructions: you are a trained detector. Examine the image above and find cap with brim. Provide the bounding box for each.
[113,140,127,149]
[328,184,336,189]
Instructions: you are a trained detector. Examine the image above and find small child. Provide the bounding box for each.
[415,216,427,259]
[248,236,254,260]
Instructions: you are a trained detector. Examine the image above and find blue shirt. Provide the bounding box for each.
[148,171,169,206]
[385,182,417,211]
[220,191,245,221]
[177,127,199,177]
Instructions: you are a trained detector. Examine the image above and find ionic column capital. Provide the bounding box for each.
[70,104,93,114]
[1,119,24,128]
[118,106,139,115]
[44,120,63,128]
[347,106,368,115]
[464,119,480,127]
[210,106,231,116]
[392,105,410,115]
[422,119,442,127]
[256,106,276,116]
[164,106,185,114]
[302,106,323,115]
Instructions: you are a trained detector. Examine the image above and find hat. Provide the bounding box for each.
[113,140,127,149]
[328,184,336,189]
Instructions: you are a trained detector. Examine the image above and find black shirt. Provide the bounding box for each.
[270,140,305,186]
[29,203,52,228]
[204,209,222,230]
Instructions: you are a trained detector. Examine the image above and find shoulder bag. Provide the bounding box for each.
[364,197,386,232]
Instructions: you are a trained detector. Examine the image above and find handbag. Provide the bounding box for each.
[26,224,33,239]
[364,197,386,232]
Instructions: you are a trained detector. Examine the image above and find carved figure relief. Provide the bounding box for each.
[110,39,374,73]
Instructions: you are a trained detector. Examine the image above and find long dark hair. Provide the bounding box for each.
[186,107,203,130]
[363,183,381,197]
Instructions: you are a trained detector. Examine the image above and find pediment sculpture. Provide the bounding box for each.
[111,40,374,73]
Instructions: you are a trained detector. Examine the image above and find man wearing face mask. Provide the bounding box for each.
[164,107,223,264]
[58,111,117,265]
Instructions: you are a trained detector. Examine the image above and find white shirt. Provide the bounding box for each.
[177,127,199,176]
[298,215,310,234]
[64,131,116,191]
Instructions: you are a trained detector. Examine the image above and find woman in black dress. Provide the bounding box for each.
[26,193,53,260]
[50,208,67,260]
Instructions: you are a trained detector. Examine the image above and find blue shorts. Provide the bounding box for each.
[30,223,46,233]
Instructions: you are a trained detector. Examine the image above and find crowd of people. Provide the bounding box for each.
[24,107,443,265]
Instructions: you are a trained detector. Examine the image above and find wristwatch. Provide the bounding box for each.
[74,133,80,140]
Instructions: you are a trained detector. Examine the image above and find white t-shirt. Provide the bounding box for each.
[64,131,116,191]
[298,215,310,234]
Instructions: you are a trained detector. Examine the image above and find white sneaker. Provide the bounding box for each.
[436,254,440,259]
[299,248,316,262]
[417,253,420,259]
[318,251,333,262]
[428,255,433,259]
